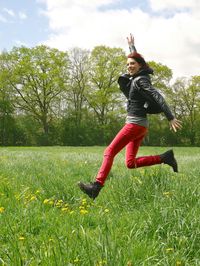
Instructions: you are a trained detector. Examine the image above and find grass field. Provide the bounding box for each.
[0,146,200,266]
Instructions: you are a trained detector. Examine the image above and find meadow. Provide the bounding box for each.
[0,146,200,266]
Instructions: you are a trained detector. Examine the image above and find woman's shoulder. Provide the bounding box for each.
[133,74,151,85]
[135,68,153,78]
[131,75,152,92]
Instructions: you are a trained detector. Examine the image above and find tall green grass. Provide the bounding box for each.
[0,146,200,265]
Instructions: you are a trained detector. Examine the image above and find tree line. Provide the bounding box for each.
[0,45,200,146]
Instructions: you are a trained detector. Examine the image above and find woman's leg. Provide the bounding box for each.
[125,133,161,169]
[79,124,148,199]
[79,124,177,199]
[96,123,147,185]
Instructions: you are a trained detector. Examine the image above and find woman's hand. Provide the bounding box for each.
[169,118,182,132]
[127,33,134,46]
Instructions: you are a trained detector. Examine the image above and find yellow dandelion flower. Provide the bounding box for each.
[61,207,68,212]
[163,191,173,197]
[74,258,80,263]
[43,199,49,204]
[15,195,20,200]
[30,195,37,201]
[96,259,107,265]
[19,236,25,241]
[82,198,87,204]
[166,248,174,252]
[0,207,5,213]
[48,200,54,205]
[80,209,88,215]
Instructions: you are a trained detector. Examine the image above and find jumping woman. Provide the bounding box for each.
[78,34,182,199]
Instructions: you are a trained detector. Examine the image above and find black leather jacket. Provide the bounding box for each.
[118,69,174,121]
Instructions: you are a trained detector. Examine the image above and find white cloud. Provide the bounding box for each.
[3,8,15,17]
[1,8,27,22]
[40,0,200,79]
[19,12,27,20]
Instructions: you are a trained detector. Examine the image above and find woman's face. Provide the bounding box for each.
[127,58,141,75]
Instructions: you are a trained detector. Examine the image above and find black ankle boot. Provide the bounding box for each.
[160,149,178,172]
[78,181,103,199]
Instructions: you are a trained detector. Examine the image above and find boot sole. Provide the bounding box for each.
[172,159,178,172]
[170,150,178,172]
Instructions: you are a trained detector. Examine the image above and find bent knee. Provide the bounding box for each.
[126,160,137,169]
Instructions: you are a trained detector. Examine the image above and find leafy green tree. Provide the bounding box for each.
[1,45,69,145]
[149,61,173,91]
[172,76,200,145]
[60,48,98,145]
[0,89,15,145]
[66,48,91,127]
[83,46,126,143]
[86,46,126,124]
[0,54,16,145]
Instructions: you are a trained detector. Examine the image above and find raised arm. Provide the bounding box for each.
[127,33,137,53]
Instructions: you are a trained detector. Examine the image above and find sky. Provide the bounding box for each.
[0,0,200,79]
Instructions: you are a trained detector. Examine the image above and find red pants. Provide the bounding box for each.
[96,123,161,185]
